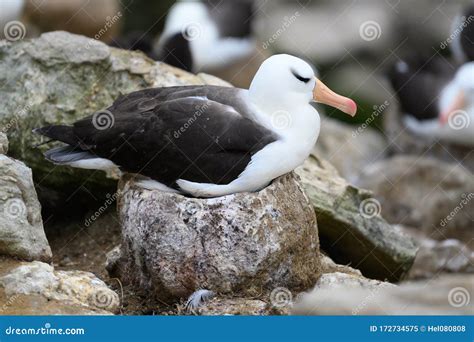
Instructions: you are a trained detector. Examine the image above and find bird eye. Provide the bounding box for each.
[291,70,311,83]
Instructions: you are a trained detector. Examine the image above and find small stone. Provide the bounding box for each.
[0,260,119,314]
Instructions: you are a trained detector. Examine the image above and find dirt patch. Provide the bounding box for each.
[45,209,175,314]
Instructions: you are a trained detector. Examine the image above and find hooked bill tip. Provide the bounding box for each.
[344,99,357,117]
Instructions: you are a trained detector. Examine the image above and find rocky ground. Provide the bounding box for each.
[0,32,472,316]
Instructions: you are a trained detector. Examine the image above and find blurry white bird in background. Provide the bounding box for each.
[155,0,266,87]
[156,0,256,72]
[390,3,474,148]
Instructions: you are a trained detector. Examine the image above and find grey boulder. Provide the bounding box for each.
[0,150,51,262]
[0,259,119,315]
[295,154,418,281]
[357,156,474,247]
[108,173,322,301]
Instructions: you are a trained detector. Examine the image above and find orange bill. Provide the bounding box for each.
[313,78,357,117]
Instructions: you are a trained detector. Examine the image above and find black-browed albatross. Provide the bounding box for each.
[34,54,357,198]
[156,0,256,73]
[388,3,474,147]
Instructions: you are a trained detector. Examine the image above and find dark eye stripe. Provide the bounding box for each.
[291,69,311,83]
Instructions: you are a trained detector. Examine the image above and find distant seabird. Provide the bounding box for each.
[389,3,474,147]
[390,56,474,147]
[34,54,357,198]
[156,0,256,73]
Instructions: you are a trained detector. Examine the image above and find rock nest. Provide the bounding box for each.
[107,173,322,300]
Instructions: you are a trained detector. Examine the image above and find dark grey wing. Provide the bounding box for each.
[389,55,455,121]
[73,94,277,187]
[204,0,254,38]
[111,85,255,120]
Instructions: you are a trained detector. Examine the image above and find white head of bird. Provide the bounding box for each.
[248,54,357,140]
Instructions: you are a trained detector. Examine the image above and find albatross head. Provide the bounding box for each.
[249,54,357,117]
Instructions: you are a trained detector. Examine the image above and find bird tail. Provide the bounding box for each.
[43,145,95,165]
